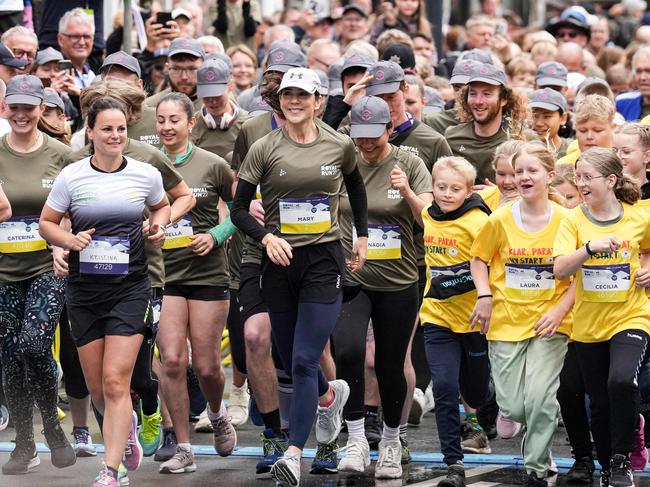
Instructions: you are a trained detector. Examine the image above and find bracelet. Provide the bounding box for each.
[585,241,596,256]
[477,294,493,300]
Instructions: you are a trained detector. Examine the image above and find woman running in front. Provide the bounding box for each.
[332,95,433,479]
[39,97,171,487]
[470,141,575,487]
[554,147,650,487]
[155,92,237,473]
[231,67,368,487]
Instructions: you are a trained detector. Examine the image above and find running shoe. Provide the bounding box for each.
[194,410,213,432]
[400,436,412,464]
[338,436,370,473]
[1,443,39,475]
[73,427,97,457]
[43,423,77,468]
[497,413,523,439]
[524,472,548,487]
[439,462,466,487]
[271,451,301,487]
[187,365,207,417]
[408,388,426,426]
[630,414,648,471]
[227,382,250,427]
[424,383,435,413]
[256,428,289,474]
[600,470,611,487]
[461,427,492,454]
[92,467,119,487]
[211,403,237,456]
[139,406,162,457]
[567,456,595,484]
[122,411,143,471]
[249,395,264,427]
[315,380,350,444]
[0,404,9,431]
[154,428,177,462]
[364,410,381,449]
[159,445,197,474]
[117,463,129,486]
[375,438,402,479]
[610,454,633,487]
[310,441,338,474]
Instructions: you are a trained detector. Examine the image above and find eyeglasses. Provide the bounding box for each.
[556,30,579,39]
[572,174,605,184]
[12,49,35,60]
[60,33,93,43]
[169,67,198,75]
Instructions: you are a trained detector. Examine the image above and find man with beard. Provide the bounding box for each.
[145,37,205,111]
[445,63,524,183]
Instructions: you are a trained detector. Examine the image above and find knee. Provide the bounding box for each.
[245,326,271,355]
[102,373,129,402]
[194,360,223,383]
[23,329,54,356]
[608,374,636,397]
[292,352,319,379]
[335,342,365,372]
[162,353,188,379]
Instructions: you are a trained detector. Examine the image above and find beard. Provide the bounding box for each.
[260,71,284,116]
[471,101,502,126]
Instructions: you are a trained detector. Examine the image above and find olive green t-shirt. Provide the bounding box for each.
[238,124,357,247]
[445,122,509,183]
[423,108,460,136]
[340,146,432,291]
[162,146,233,286]
[68,139,183,288]
[191,109,250,159]
[392,122,452,172]
[145,88,203,112]
[0,133,70,282]
[128,107,161,148]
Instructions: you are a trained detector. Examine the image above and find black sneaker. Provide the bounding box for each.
[567,456,595,484]
[310,441,338,474]
[610,454,633,487]
[524,472,548,487]
[600,470,611,487]
[439,463,466,487]
[1,443,40,475]
[364,411,381,450]
[400,437,412,464]
[43,424,76,468]
[154,428,177,462]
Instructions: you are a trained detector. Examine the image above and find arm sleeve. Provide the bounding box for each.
[146,169,166,206]
[45,170,71,213]
[553,214,579,257]
[242,1,258,37]
[208,201,238,246]
[322,95,351,130]
[231,179,268,242]
[214,0,228,33]
[343,167,368,238]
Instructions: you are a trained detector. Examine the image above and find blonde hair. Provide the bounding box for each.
[80,78,146,123]
[573,94,615,125]
[492,140,526,169]
[226,43,258,69]
[530,41,557,64]
[376,31,413,57]
[465,14,496,32]
[615,122,650,150]
[432,156,477,188]
[578,147,641,204]
[506,55,536,78]
[512,141,564,205]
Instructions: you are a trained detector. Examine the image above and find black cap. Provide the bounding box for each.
[0,43,27,68]
[546,6,592,40]
[381,44,416,71]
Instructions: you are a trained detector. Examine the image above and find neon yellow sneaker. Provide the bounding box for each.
[138,406,162,457]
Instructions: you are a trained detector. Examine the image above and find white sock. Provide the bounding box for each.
[382,423,400,441]
[207,403,223,421]
[178,443,192,451]
[346,418,365,440]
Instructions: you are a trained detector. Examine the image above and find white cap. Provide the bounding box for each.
[279,68,321,94]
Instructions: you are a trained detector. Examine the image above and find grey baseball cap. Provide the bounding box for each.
[529,88,568,113]
[5,75,44,105]
[205,51,233,72]
[450,59,481,85]
[0,43,27,68]
[314,69,329,95]
[266,44,307,73]
[197,59,231,98]
[350,96,391,138]
[366,61,404,96]
[248,95,272,117]
[458,48,493,65]
[342,4,369,18]
[536,61,568,87]
[100,50,142,78]
[341,53,374,77]
[468,63,507,87]
[577,76,610,95]
[35,47,63,66]
[327,58,344,92]
[43,89,64,111]
[423,87,445,115]
[169,37,204,59]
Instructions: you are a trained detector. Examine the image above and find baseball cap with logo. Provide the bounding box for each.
[328,59,344,93]
[314,69,329,95]
[279,68,321,94]
[100,51,142,78]
[341,53,374,77]
[35,47,63,66]
[5,75,44,105]
[248,95,272,117]
[169,37,204,59]
[266,44,307,73]
[350,96,391,138]
[43,89,65,111]
[450,59,481,85]
[535,61,568,87]
[205,51,233,72]
[381,44,416,71]
[458,48,493,65]
[0,43,27,68]
[423,87,445,115]
[197,59,231,98]
[366,61,404,96]
[468,63,507,87]
[529,88,568,113]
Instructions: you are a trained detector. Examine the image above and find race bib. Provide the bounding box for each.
[505,264,555,300]
[80,236,130,275]
[354,224,401,260]
[426,261,474,300]
[279,196,331,234]
[162,215,193,250]
[582,264,630,302]
[0,216,47,253]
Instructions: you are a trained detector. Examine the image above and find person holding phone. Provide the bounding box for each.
[213,0,261,51]
[55,8,96,93]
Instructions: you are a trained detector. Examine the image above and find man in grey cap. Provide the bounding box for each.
[100,51,143,88]
[535,61,569,95]
[145,37,205,111]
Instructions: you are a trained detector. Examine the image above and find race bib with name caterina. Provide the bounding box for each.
[581,263,630,302]
[353,224,401,260]
[80,236,130,275]
[162,215,193,250]
[0,216,47,253]
[279,195,331,234]
[505,263,556,300]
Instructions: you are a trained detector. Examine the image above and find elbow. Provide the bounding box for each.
[0,207,11,223]
[553,260,568,281]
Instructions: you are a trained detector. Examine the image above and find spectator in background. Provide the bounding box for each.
[291,9,334,46]
[370,0,432,44]
[307,40,341,72]
[336,4,370,49]
[607,64,632,97]
[0,0,22,36]
[464,15,496,50]
[1,26,38,74]
[546,6,591,48]
[411,32,435,63]
[617,45,650,121]
[588,16,612,57]
[556,42,585,75]
[480,0,502,17]
[172,7,195,38]
[213,0,261,51]
[227,44,257,96]
[56,8,96,91]
[199,36,225,54]
[0,42,26,83]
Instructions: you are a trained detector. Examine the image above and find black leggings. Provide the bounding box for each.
[332,284,419,428]
[227,291,247,375]
[413,266,431,391]
[558,342,592,459]
[575,329,648,468]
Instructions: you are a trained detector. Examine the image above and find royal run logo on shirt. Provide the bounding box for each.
[140,134,160,146]
[191,187,209,198]
[42,178,55,189]
[387,189,402,199]
[400,145,420,157]
[321,164,337,177]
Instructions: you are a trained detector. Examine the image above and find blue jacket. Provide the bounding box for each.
[616,90,643,121]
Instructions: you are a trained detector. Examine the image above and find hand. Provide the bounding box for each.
[348,236,368,272]
[389,165,411,197]
[250,199,265,226]
[53,70,80,96]
[588,236,621,255]
[381,1,398,26]
[534,307,564,338]
[343,72,373,107]
[473,179,496,192]
[188,233,215,256]
[297,10,316,31]
[263,234,293,266]
[147,222,166,248]
[67,228,95,251]
[52,246,69,278]
[469,297,492,335]
[635,267,650,288]
[160,20,181,40]
[491,33,510,53]
[142,219,151,235]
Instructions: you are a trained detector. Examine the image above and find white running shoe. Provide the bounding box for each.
[338,436,370,473]
[424,383,435,413]
[408,388,426,426]
[315,380,350,444]
[227,382,250,427]
[194,410,212,433]
[271,451,301,486]
[375,439,403,479]
[159,445,197,474]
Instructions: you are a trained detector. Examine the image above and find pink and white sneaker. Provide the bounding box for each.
[630,414,648,471]
[91,467,118,486]
[123,411,143,471]
[497,413,522,439]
